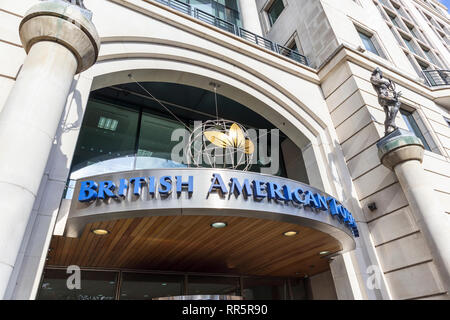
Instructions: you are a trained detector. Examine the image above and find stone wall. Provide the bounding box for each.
[320,57,449,299]
[255,0,339,68]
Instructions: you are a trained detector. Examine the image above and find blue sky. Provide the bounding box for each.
[440,0,450,12]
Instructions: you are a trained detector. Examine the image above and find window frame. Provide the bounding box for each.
[266,0,285,27]
[355,25,387,59]
[444,117,450,127]
[398,106,441,154]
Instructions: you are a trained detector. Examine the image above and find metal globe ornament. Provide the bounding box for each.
[187,119,255,171]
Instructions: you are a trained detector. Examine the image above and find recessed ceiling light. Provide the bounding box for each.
[283,231,298,237]
[319,251,330,255]
[92,228,110,236]
[211,222,227,229]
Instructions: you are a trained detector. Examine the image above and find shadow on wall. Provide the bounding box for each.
[8,77,85,298]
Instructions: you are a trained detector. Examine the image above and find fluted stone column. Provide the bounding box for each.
[378,129,450,297]
[0,0,99,298]
[238,0,263,35]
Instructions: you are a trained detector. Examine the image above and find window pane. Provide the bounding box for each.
[243,277,287,300]
[358,31,380,55]
[215,0,241,26]
[268,0,285,25]
[37,269,117,300]
[408,27,419,39]
[190,0,215,15]
[290,278,308,300]
[135,112,187,169]
[187,276,240,296]
[388,14,399,27]
[400,110,431,151]
[120,273,184,300]
[418,61,429,71]
[403,37,417,54]
[423,49,435,64]
[71,100,139,173]
[444,117,450,127]
[289,42,298,52]
[189,0,241,26]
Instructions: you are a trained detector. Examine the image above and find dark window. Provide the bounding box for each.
[358,30,380,55]
[388,13,400,28]
[402,36,417,54]
[417,59,429,71]
[37,269,311,300]
[70,84,292,180]
[187,0,242,26]
[422,48,435,64]
[71,100,140,173]
[37,269,118,300]
[444,117,450,127]
[289,42,298,52]
[408,26,419,39]
[400,109,431,151]
[135,111,185,170]
[120,273,184,300]
[243,277,287,300]
[267,0,285,26]
[187,276,241,296]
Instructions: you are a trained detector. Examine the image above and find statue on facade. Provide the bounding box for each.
[370,67,402,136]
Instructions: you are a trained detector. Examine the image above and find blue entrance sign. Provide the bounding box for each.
[78,172,359,237]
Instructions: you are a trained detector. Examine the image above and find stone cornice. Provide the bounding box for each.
[412,0,450,23]
[317,43,450,110]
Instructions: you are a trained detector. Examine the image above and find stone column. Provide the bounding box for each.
[377,129,450,296]
[0,0,99,298]
[238,0,263,35]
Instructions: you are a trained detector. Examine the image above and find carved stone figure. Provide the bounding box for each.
[370,67,402,136]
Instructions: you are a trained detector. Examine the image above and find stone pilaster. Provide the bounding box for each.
[238,0,263,35]
[377,129,450,298]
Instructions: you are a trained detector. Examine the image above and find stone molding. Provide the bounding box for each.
[377,129,425,170]
[19,0,100,73]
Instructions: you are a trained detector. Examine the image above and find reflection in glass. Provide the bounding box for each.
[402,36,417,54]
[71,100,139,172]
[400,109,431,151]
[267,0,285,26]
[289,278,308,300]
[37,269,313,300]
[188,276,240,296]
[67,82,298,191]
[37,269,117,300]
[182,0,241,26]
[120,273,184,300]
[358,31,380,56]
[242,277,287,300]
[136,112,187,170]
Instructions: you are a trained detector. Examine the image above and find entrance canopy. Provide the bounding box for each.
[53,168,357,277]
[50,215,341,278]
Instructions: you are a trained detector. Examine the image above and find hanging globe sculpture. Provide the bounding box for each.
[187,119,255,171]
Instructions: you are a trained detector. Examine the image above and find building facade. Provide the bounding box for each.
[0,0,449,300]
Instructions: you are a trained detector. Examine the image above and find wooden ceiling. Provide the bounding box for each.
[47,215,342,277]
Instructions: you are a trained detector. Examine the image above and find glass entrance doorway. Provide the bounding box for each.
[37,268,309,300]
